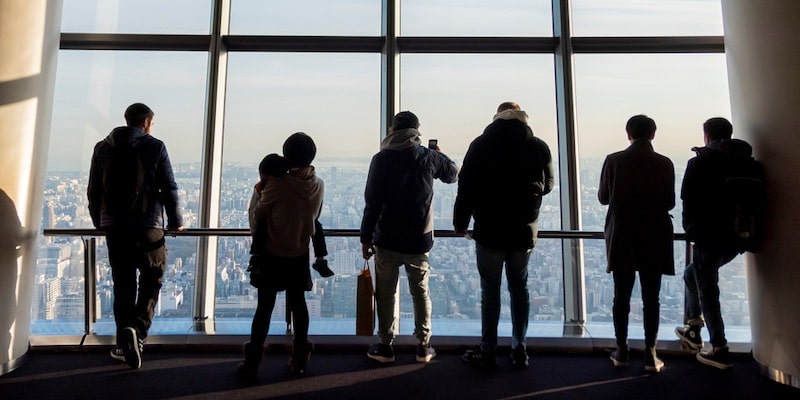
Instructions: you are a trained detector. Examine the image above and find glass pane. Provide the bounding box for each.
[215,53,380,323]
[401,0,552,37]
[574,53,748,340]
[572,0,723,37]
[34,50,206,335]
[61,0,212,34]
[230,0,381,35]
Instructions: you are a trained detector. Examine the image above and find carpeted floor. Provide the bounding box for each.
[1,347,797,400]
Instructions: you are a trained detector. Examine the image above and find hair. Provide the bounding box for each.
[258,153,290,179]
[497,102,521,113]
[625,114,657,140]
[392,111,420,130]
[703,117,733,141]
[124,103,154,127]
[282,132,317,167]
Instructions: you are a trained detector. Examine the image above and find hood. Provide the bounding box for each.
[693,138,753,159]
[277,166,323,200]
[105,126,147,147]
[381,128,422,150]
[493,109,529,124]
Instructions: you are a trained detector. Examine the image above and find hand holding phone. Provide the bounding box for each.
[428,139,438,151]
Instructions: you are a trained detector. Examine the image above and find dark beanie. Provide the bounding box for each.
[392,111,420,130]
[283,132,317,167]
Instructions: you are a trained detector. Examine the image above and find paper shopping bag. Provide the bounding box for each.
[356,260,375,336]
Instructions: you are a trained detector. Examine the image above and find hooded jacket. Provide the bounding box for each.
[453,110,554,251]
[87,126,183,229]
[682,138,756,249]
[251,167,324,258]
[360,128,458,254]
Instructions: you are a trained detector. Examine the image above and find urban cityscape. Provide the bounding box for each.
[35,158,749,340]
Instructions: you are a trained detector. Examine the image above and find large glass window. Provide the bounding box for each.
[230,0,381,36]
[60,0,212,34]
[214,53,380,328]
[571,0,723,37]
[36,51,207,335]
[400,0,552,37]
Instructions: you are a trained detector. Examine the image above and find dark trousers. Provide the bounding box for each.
[683,244,737,348]
[106,228,166,342]
[249,288,309,347]
[612,268,662,348]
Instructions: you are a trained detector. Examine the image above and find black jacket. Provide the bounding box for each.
[88,126,183,230]
[682,138,755,250]
[453,117,554,251]
[360,128,458,254]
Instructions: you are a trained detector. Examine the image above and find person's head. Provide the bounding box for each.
[282,132,317,168]
[258,153,290,181]
[703,117,733,143]
[124,103,155,133]
[391,111,420,131]
[625,114,657,140]
[497,101,521,113]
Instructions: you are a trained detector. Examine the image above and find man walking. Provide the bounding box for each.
[598,114,675,373]
[676,117,763,369]
[88,103,183,368]
[361,111,458,363]
[454,102,554,370]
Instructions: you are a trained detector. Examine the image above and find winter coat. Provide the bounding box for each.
[360,128,459,254]
[87,126,183,230]
[598,139,675,275]
[453,110,554,251]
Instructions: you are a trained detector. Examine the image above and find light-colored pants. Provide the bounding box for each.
[374,247,431,346]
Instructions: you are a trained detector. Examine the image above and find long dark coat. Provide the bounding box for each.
[598,139,675,275]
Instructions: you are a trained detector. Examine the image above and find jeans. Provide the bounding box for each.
[374,247,431,345]
[249,288,309,347]
[475,243,532,352]
[106,228,167,341]
[612,268,662,348]
[683,244,737,348]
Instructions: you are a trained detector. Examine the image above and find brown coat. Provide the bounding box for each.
[598,139,675,275]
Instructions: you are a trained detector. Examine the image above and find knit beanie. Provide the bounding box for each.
[283,132,317,167]
[392,111,420,130]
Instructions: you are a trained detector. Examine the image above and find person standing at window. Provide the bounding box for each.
[598,114,675,373]
[87,103,184,369]
[454,102,554,370]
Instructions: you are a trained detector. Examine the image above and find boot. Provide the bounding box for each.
[288,340,314,375]
[235,342,263,382]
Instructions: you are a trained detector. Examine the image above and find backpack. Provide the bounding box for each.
[102,140,147,218]
[723,157,766,253]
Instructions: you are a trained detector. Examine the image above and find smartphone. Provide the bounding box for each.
[428,139,438,150]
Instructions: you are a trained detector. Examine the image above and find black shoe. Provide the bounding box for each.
[510,345,529,369]
[644,347,665,373]
[610,345,629,368]
[289,341,314,375]
[120,327,142,369]
[312,259,334,278]
[235,362,259,382]
[697,346,732,370]
[462,346,497,371]
[416,343,437,363]
[367,343,395,363]
[109,346,126,363]
[675,325,704,352]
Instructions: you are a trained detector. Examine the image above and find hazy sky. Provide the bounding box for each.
[49,0,727,172]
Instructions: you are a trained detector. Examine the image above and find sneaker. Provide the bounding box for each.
[610,345,629,368]
[416,343,436,363]
[510,345,529,369]
[367,343,395,363]
[644,347,665,373]
[312,259,334,278]
[675,325,703,351]
[120,327,142,369]
[462,346,497,371]
[234,362,259,382]
[697,346,732,370]
[109,346,126,363]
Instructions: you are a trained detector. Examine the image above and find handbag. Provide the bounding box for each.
[356,259,375,336]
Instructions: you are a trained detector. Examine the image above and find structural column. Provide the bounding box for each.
[722,0,800,388]
[0,0,62,374]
